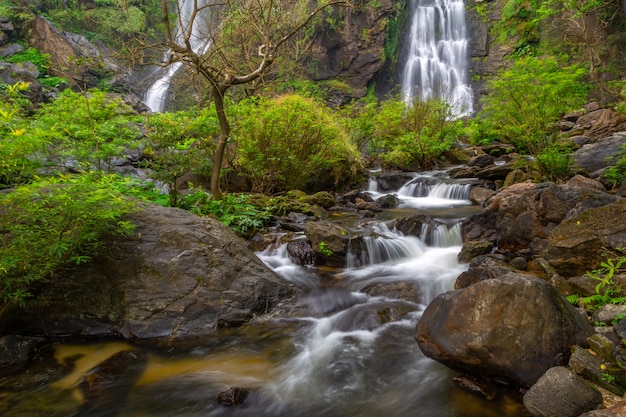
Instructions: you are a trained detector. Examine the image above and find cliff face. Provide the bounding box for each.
[303,0,407,103]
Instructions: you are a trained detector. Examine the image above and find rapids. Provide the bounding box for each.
[1,171,530,417]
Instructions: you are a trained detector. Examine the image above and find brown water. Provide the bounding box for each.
[0,172,531,417]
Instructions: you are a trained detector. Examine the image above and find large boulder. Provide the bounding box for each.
[543,199,626,277]
[415,273,594,389]
[0,203,291,340]
[462,182,617,257]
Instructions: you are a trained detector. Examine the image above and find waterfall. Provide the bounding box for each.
[144,0,212,112]
[401,0,473,117]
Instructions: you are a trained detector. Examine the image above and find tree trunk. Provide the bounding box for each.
[211,85,230,200]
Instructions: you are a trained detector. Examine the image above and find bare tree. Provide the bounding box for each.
[158,0,350,199]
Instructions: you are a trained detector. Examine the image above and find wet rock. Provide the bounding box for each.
[457,240,494,263]
[452,375,497,400]
[369,171,416,192]
[468,186,495,206]
[0,336,45,377]
[523,366,602,417]
[416,273,594,388]
[454,254,515,289]
[375,193,400,208]
[217,387,249,406]
[287,240,317,266]
[0,203,291,340]
[77,350,147,416]
[543,199,626,277]
[355,197,382,212]
[463,182,617,259]
[304,220,358,267]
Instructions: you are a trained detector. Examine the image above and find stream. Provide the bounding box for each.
[1,171,530,417]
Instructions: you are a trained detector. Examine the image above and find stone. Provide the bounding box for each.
[544,199,626,277]
[416,273,594,388]
[0,203,291,340]
[523,366,602,417]
[574,133,626,175]
[463,182,617,259]
[217,387,249,406]
[457,240,494,263]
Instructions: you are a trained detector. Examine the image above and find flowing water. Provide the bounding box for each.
[1,172,530,417]
[144,0,213,112]
[401,0,474,117]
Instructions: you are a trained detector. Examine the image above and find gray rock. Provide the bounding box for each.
[416,273,594,388]
[523,366,602,417]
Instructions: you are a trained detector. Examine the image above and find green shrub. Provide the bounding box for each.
[5,48,51,74]
[0,174,136,313]
[535,144,574,182]
[177,190,273,237]
[233,94,363,194]
[476,56,588,154]
[142,107,219,205]
[29,89,142,172]
[368,98,464,170]
[602,144,626,189]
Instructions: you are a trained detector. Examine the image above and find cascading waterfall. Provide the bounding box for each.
[144,0,212,112]
[401,0,474,117]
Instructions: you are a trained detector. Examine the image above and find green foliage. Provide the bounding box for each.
[368,98,464,170]
[494,0,540,51]
[5,48,51,74]
[534,144,574,182]
[475,56,588,154]
[177,190,273,236]
[602,144,626,189]
[568,249,626,312]
[318,241,333,256]
[382,3,408,65]
[29,89,142,173]
[141,108,218,205]
[233,94,363,194]
[0,174,136,311]
[0,83,46,187]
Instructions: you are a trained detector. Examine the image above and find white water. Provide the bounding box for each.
[252,174,473,416]
[144,0,213,112]
[401,0,474,117]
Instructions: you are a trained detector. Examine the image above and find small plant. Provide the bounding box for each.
[601,372,616,384]
[318,241,333,257]
[567,249,626,311]
[177,191,273,237]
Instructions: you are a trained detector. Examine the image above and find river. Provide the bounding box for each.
[1,171,530,417]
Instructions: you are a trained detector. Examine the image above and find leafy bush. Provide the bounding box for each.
[142,107,219,205]
[177,190,273,237]
[602,144,626,189]
[475,56,588,154]
[535,144,574,182]
[0,174,136,313]
[368,98,464,170]
[29,89,141,172]
[5,48,51,74]
[233,94,363,194]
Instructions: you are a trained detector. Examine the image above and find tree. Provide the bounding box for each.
[157,0,349,199]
